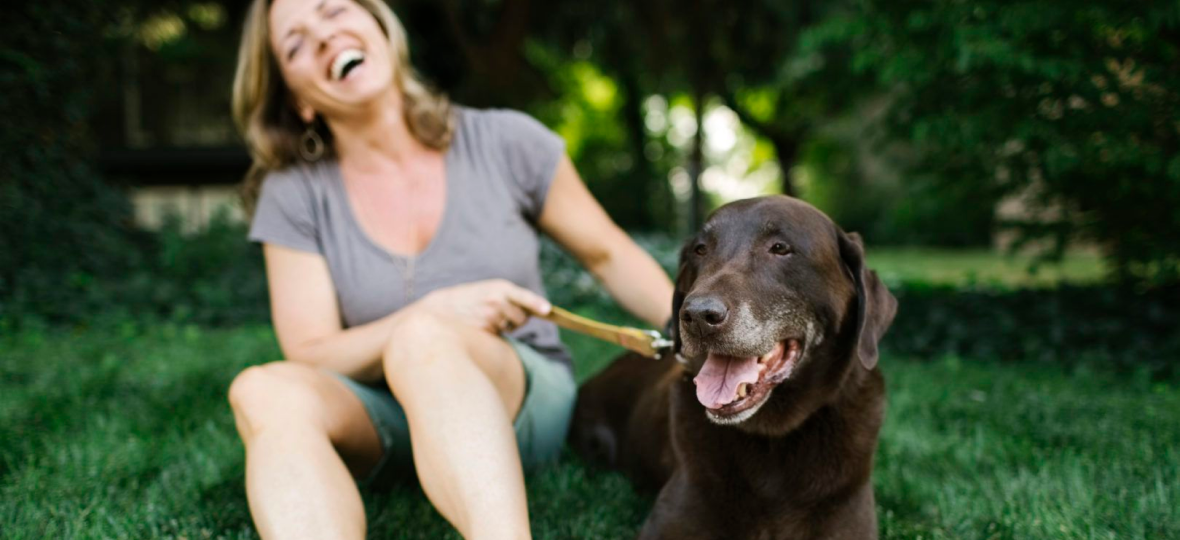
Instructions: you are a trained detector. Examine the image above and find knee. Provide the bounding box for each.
[384,311,490,384]
[387,310,458,347]
[228,362,326,436]
[383,311,465,371]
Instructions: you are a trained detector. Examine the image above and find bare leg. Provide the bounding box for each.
[384,313,529,540]
[229,362,384,540]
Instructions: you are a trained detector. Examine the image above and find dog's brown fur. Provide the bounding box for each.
[571,196,897,540]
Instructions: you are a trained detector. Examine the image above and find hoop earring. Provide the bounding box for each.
[300,126,324,161]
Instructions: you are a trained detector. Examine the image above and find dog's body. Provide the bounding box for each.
[572,196,897,540]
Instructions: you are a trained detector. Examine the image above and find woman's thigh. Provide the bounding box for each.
[229,361,384,479]
[345,336,576,487]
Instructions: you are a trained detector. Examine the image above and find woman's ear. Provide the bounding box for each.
[299,103,316,124]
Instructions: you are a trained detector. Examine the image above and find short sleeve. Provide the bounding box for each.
[490,109,566,221]
[247,169,321,254]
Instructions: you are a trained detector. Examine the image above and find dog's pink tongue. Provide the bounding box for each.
[693,353,761,409]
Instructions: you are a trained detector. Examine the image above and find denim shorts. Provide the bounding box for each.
[330,337,577,488]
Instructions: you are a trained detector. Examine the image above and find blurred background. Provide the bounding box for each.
[2,1,1178,538]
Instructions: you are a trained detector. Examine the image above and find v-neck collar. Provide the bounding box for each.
[329,117,460,262]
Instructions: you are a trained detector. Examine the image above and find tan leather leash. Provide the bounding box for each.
[538,306,673,359]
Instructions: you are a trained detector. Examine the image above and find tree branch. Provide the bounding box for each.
[720,90,780,141]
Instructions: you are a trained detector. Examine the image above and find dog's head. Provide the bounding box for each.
[671,195,897,434]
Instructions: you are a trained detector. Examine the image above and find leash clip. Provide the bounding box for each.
[644,330,675,359]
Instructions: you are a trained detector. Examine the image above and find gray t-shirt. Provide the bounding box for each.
[248,106,571,370]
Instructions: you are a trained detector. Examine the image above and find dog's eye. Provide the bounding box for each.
[694,244,707,256]
[769,242,792,256]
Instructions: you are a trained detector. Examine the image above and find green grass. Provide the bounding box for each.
[867,248,1106,288]
[2,322,1176,539]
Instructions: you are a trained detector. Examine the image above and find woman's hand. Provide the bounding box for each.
[415,279,552,334]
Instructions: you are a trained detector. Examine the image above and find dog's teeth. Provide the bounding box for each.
[737,383,749,398]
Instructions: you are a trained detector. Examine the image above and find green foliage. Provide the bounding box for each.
[0,3,141,325]
[884,284,1180,380]
[2,212,269,328]
[795,114,1002,247]
[118,213,269,325]
[840,0,1180,284]
[798,136,882,238]
[523,43,676,232]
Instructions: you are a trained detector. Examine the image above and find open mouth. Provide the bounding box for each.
[330,48,366,82]
[692,339,804,424]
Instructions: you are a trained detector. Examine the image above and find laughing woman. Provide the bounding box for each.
[226,0,672,538]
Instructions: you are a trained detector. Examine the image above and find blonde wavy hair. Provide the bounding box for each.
[232,0,454,215]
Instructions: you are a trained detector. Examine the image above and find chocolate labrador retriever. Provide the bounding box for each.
[571,195,897,540]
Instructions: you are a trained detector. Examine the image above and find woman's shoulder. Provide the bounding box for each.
[452,105,555,142]
[258,161,336,201]
[457,105,535,123]
[252,160,340,228]
[248,161,339,251]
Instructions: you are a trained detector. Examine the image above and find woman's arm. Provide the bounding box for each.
[262,243,400,382]
[262,244,551,382]
[538,155,675,328]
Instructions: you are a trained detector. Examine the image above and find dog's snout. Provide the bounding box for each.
[682,296,729,333]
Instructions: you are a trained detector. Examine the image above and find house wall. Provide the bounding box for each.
[131,185,245,233]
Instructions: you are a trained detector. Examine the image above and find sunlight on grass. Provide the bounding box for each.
[868,248,1106,288]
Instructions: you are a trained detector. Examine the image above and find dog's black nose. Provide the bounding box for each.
[682,296,728,334]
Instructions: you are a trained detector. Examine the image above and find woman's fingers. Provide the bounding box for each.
[500,283,551,316]
[498,303,528,332]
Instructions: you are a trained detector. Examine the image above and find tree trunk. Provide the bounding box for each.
[689,89,706,231]
[718,91,803,199]
[770,135,800,198]
[619,69,663,231]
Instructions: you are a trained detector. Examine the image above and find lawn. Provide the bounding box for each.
[2,317,1176,539]
[866,248,1107,289]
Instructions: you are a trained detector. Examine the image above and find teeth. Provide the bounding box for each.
[737,383,749,398]
[331,49,365,81]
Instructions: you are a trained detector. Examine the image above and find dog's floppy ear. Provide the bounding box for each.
[668,238,699,354]
[838,231,898,370]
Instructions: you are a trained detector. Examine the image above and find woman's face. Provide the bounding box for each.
[269,0,395,122]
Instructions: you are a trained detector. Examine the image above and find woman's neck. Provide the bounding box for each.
[326,89,425,173]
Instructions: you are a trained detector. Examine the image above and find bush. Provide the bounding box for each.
[1,211,269,329]
[0,3,141,326]
[800,134,1000,247]
[844,0,1180,285]
[884,284,1180,380]
[115,212,270,326]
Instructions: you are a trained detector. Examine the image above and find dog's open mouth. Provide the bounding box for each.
[693,339,803,423]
